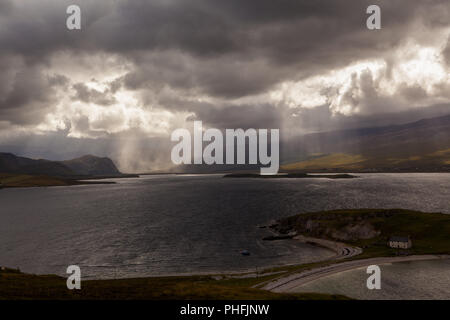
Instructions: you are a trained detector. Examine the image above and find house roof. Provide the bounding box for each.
[389,236,410,242]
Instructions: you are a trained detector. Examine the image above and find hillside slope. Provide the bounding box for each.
[282,115,450,172]
[61,155,120,176]
[0,153,121,177]
[0,153,75,176]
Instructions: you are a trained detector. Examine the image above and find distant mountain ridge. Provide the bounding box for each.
[0,153,121,177]
[176,114,450,173]
[1,114,449,175]
[62,155,120,176]
[281,114,450,172]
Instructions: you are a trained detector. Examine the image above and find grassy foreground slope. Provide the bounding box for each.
[274,209,450,259]
[0,268,349,300]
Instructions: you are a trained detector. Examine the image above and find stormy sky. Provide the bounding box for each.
[0,0,449,171]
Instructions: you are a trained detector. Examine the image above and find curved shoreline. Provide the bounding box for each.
[263,254,450,293]
[292,235,362,260]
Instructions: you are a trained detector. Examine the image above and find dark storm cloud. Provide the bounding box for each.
[187,103,282,129]
[443,37,450,66]
[0,0,112,60]
[1,0,448,101]
[286,103,450,133]
[0,57,63,125]
[0,0,12,14]
[0,0,449,170]
[105,0,429,98]
[0,128,174,172]
[122,51,290,99]
[72,83,117,106]
[398,84,429,102]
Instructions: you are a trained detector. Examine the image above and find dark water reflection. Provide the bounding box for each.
[0,173,449,279]
[294,259,450,300]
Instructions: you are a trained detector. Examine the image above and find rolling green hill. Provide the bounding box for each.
[0,153,122,177]
[281,115,450,172]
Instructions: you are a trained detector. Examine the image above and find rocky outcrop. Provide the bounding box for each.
[330,222,380,241]
[273,210,391,242]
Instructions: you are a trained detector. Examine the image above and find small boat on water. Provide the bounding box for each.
[240,250,250,256]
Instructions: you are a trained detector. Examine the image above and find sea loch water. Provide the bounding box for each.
[0,173,449,284]
[293,259,450,300]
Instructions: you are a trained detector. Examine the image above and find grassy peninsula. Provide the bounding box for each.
[272,209,450,259]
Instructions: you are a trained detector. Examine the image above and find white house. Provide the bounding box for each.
[388,236,412,249]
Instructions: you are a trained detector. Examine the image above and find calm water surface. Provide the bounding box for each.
[293,259,450,300]
[0,173,449,283]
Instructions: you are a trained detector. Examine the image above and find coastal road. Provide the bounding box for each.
[263,254,450,293]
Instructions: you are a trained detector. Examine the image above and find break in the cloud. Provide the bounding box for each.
[0,0,449,171]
